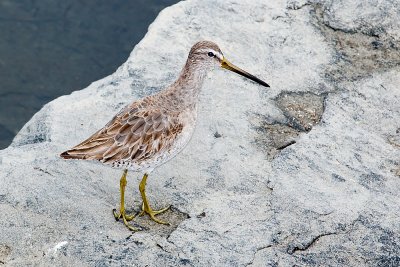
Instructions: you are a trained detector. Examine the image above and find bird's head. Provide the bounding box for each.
[187,41,270,88]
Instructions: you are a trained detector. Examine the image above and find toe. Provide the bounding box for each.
[149,214,170,225]
[113,209,121,221]
[122,214,141,231]
[124,212,137,221]
[152,205,171,215]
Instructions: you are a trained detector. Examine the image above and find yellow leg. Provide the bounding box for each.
[112,169,140,231]
[138,173,171,225]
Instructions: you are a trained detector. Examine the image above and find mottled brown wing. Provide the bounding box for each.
[60,103,183,165]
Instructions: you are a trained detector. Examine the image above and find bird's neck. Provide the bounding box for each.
[162,58,209,110]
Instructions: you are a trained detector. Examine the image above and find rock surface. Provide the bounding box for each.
[1,0,399,266]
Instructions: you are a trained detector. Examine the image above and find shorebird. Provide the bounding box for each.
[61,41,269,231]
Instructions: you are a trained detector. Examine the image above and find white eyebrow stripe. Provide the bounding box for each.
[199,48,218,54]
[199,49,224,60]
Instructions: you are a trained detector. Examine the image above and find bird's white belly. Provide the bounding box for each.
[150,122,196,168]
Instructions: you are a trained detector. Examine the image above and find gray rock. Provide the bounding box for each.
[1,0,399,266]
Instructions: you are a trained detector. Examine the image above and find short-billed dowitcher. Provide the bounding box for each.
[61,41,269,231]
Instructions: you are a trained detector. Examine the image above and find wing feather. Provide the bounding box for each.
[60,100,184,166]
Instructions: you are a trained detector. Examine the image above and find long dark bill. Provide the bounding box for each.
[221,58,270,88]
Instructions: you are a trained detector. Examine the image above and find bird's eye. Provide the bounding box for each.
[208,52,215,57]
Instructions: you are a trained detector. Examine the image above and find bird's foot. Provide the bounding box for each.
[139,203,171,225]
[113,208,140,231]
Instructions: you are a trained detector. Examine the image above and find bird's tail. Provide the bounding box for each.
[60,140,112,160]
[60,150,87,160]
[59,129,113,161]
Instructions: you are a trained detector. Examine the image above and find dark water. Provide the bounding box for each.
[0,0,178,149]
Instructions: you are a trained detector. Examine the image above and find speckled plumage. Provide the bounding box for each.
[61,41,223,172]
